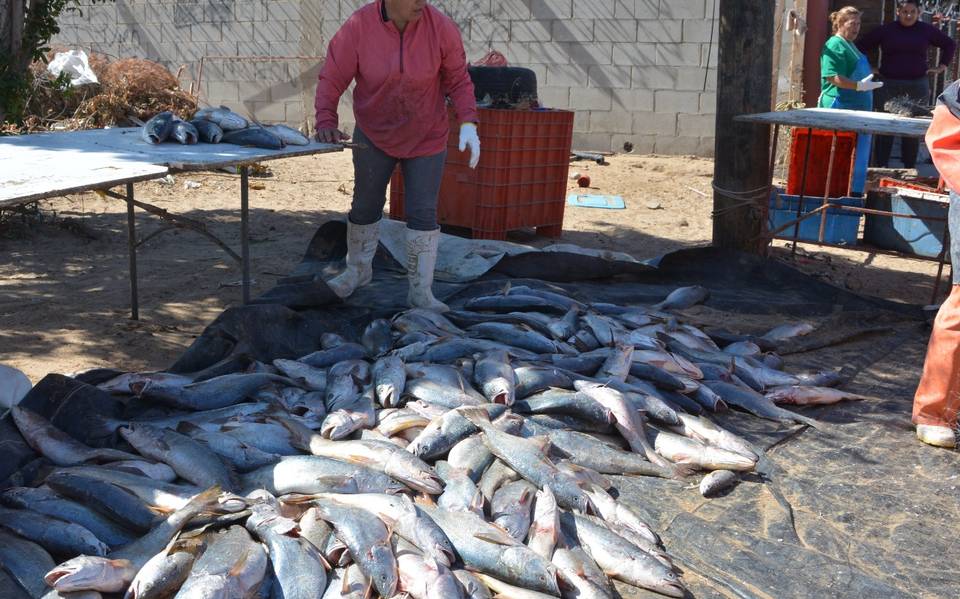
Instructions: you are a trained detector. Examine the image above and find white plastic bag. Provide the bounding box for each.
[0,364,31,409]
[47,49,99,86]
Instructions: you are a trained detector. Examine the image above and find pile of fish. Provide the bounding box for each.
[140,105,310,149]
[0,284,865,598]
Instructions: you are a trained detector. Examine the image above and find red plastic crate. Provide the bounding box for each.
[390,107,573,240]
[786,128,857,198]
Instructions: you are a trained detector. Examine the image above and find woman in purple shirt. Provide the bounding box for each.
[857,0,956,168]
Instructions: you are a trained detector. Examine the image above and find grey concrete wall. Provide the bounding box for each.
[54,0,720,156]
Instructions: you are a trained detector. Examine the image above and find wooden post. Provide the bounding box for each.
[712,0,774,254]
[771,0,785,111]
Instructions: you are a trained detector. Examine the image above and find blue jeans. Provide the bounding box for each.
[349,127,447,231]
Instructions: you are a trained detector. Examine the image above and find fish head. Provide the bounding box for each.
[501,546,561,595]
[45,556,134,592]
[651,570,687,598]
[368,543,399,596]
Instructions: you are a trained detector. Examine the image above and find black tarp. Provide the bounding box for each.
[5,221,957,599]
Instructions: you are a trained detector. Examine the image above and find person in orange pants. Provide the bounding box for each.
[914,81,960,448]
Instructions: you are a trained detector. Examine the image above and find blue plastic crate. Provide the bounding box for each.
[863,192,950,260]
[768,192,863,245]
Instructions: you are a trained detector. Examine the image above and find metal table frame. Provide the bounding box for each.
[0,128,342,319]
[736,108,951,302]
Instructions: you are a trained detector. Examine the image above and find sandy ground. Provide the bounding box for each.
[0,151,948,383]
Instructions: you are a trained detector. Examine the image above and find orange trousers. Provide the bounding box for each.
[913,285,960,427]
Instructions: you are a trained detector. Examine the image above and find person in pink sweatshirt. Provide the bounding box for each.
[314,0,480,311]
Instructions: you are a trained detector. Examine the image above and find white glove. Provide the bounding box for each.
[856,74,884,92]
[459,123,481,169]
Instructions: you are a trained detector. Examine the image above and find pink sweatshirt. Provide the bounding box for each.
[314,1,479,158]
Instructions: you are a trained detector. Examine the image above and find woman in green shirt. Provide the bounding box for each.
[819,6,883,195]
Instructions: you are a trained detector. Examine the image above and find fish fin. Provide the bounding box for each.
[501,281,511,296]
[473,532,515,546]
[175,421,201,434]
[228,549,252,576]
[270,415,313,451]
[414,493,436,507]
[458,407,491,428]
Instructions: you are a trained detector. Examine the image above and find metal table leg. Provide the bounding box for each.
[125,181,139,320]
[240,165,250,304]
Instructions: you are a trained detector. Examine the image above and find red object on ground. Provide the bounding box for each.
[786,128,857,198]
[390,107,574,240]
[577,175,591,188]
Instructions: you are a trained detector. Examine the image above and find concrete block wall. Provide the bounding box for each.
[54,0,719,156]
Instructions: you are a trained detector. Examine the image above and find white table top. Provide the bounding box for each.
[735,108,930,138]
[0,127,343,206]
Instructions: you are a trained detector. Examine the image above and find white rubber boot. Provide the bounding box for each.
[916,424,957,449]
[406,227,449,312]
[327,220,380,299]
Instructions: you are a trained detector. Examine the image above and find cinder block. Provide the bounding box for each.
[654,90,700,113]
[699,91,717,113]
[572,132,614,151]
[267,1,301,21]
[573,109,590,133]
[570,88,612,110]
[589,110,631,133]
[531,0,573,19]
[612,88,654,111]
[660,0,706,19]
[682,18,715,43]
[286,20,304,42]
[237,41,274,56]
[269,79,303,103]
[207,80,240,102]
[192,23,222,43]
[632,111,677,135]
[253,20,287,43]
[701,43,718,68]
[595,19,637,42]
[142,4,171,24]
[636,19,682,43]
[527,42,571,64]
[588,65,631,88]
[269,41,301,56]
[160,23,190,44]
[249,101,287,121]
[657,43,702,67]
[205,41,239,57]
[118,4,145,25]
[563,42,613,65]
[632,65,679,90]
[205,2,233,23]
[222,21,254,42]
[491,0,531,20]
[698,137,715,157]
[340,0,367,17]
[170,41,205,64]
[494,42,532,63]
[653,135,702,155]
[235,1,267,22]
[677,113,715,137]
[552,19,594,43]
[546,64,590,87]
[538,85,570,107]
[471,16,510,42]
[613,133,656,154]
[173,3,203,27]
[285,101,306,125]
[573,5,616,19]
[512,21,552,42]
[615,0,658,19]
[613,43,656,66]
[675,66,714,91]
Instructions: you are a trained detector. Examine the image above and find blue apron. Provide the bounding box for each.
[825,38,873,195]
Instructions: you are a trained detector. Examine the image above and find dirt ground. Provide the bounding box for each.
[0,151,948,383]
